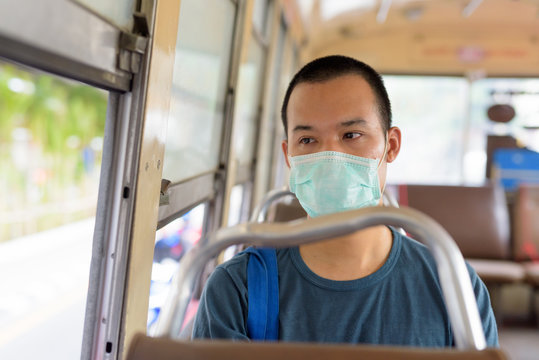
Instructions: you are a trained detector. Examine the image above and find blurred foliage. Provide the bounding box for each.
[0,61,107,242]
[0,63,107,151]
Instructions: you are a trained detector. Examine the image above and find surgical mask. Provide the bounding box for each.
[288,146,387,218]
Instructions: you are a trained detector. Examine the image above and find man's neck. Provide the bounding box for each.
[298,225,393,281]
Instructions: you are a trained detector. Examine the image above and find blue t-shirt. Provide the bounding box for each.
[192,228,498,347]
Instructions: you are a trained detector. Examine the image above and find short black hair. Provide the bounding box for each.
[281,55,392,137]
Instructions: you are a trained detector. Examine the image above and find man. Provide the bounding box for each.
[192,55,498,346]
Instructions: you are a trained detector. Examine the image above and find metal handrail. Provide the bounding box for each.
[383,189,400,208]
[250,187,401,223]
[249,188,296,223]
[153,206,487,350]
[250,188,406,237]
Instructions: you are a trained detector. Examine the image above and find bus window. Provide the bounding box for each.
[0,60,107,359]
[233,38,266,170]
[147,203,206,333]
[384,75,539,186]
[252,0,272,39]
[253,13,286,204]
[271,32,297,191]
[222,184,251,261]
[383,75,468,185]
[162,0,236,184]
[470,78,539,180]
[74,0,136,29]
[227,184,247,227]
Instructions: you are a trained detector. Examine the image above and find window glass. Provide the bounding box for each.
[257,19,286,199]
[162,0,236,183]
[319,0,376,21]
[147,203,206,333]
[75,0,136,28]
[227,184,245,227]
[469,78,539,180]
[222,184,246,261]
[0,60,107,359]
[252,0,270,37]
[233,38,266,166]
[272,32,295,190]
[383,76,468,185]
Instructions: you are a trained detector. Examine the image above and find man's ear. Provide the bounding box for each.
[282,140,290,168]
[386,126,401,163]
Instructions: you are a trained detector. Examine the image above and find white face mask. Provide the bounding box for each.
[288,140,388,218]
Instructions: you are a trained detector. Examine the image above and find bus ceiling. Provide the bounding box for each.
[289,0,539,77]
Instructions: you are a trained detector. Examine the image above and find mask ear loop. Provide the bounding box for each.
[377,133,389,197]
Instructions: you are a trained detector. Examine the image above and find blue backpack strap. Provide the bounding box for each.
[243,247,279,341]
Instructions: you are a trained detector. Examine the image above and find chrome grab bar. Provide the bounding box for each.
[153,206,487,350]
[250,188,401,223]
[383,189,400,208]
[249,188,295,223]
[250,187,406,237]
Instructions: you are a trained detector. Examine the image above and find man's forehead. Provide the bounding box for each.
[291,118,369,133]
[289,76,375,109]
[287,75,379,129]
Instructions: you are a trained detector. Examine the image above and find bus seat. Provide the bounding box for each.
[268,198,306,222]
[524,262,539,287]
[126,333,507,360]
[514,184,539,323]
[523,262,539,326]
[397,184,526,288]
[398,184,511,260]
[464,259,525,284]
[485,135,517,179]
[513,184,539,262]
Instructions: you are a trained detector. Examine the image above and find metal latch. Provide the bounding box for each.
[118,12,150,74]
[159,179,171,206]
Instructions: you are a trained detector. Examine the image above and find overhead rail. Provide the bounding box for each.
[154,206,487,350]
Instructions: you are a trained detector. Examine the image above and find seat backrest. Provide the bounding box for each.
[485,135,517,179]
[126,334,507,360]
[268,198,307,222]
[513,184,539,261]
[399,184,510,260]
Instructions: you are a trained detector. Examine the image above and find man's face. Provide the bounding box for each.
[282,74,401,196]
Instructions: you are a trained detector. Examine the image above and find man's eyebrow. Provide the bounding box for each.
[292,125,314,132]
[340,119,367,127]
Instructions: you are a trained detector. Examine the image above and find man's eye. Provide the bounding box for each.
[299,138,315,145]
[343,132,361,139]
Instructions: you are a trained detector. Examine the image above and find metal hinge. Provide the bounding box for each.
[118,12,150,74]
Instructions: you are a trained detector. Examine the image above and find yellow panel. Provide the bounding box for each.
[121,0,180,357]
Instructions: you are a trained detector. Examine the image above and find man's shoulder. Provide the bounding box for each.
[214,251,250,279]
[214,248,290,278]
[395,230,432,256]
[220,251,250,268]
[202,251,251,298]
[393,230,439,271]
[396,231,481,282]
